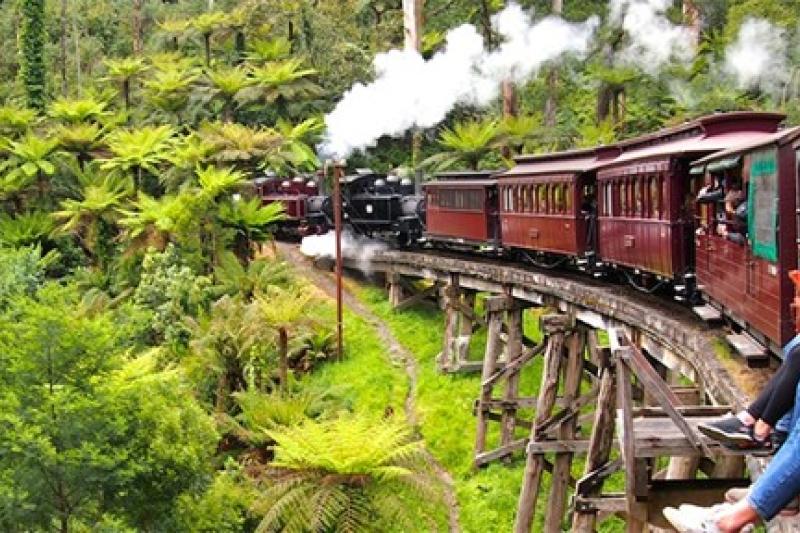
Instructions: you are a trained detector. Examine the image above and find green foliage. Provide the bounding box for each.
[218,198,285,263]
[247,37,293,64]
[0,210,55,248]
[0,285,218,530]
[132,244,212,346]
[101,124,175,175]
[0,246,46,308]
[0,105,37,137]
[212,252,296,300]
[254,415,442,532]
[48,96,111,124]
[422,119,502,171]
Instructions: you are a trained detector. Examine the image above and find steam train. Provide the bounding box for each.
[258,111,800,361]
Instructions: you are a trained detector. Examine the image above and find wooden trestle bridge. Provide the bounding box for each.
[341,249,784,531]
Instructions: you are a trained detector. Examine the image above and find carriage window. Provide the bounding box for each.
[634,177,644,218]
[532,185,539,212]
[538,185,547,213]
[555,184,566,213]
[565,184,573,213]
[522,185,530,212]
[749,148,779,261]
[619,180,627,216]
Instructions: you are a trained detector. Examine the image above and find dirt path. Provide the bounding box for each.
[277,242,461,533]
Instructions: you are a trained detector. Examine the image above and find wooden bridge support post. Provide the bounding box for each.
[500,301,524,453]
[438,274,484,373]
[543,326,586,532]
[474,295,534,465]
[513,314,569,533]
[572,340,617,532]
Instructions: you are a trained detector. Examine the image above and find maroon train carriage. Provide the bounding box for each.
[592,112,784,296]
[497,148,614,269]
[423,171,501,250]
[254,175,328,238]
[692,126,800,356]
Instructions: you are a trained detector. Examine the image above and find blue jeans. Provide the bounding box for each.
[748,379,800,520]
[773,335,800,433]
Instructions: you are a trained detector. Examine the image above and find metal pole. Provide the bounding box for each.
[333,160,346,360]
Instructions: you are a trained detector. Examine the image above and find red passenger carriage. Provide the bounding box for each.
[254,175,327,238]
[693,126,800,354]
[423,171,500,249]
[593,112,784,294]
[498,149,607,268]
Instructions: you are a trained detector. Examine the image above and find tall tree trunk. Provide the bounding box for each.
[122,78,130,110]
[59,0,68,95]
[404,0,424,170]
[544,0,562,128]
[235,30,245,64]
[132,0,144,56]
[683,0,701,48]
[501,80,518,158]
[73,17,81,94]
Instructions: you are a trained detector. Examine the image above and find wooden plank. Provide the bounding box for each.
[480,411,532,431]
[574,496,628,514]
[514,325,565,533]
[692,304,722,322]
[478,398,539,410]
[614,330,714,458]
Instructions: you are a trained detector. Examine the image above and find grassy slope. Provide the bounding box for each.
[303,303,449,530]
[355,284,625,533]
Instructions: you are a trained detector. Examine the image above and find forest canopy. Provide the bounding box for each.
[0,0,797,531]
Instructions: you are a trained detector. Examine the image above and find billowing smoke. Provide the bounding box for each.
[724,18,789,94]
[300,230,387,273]
[320,2,599,158]
[608,0,694,73]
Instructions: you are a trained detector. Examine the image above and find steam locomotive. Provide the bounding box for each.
[259,111,800,362]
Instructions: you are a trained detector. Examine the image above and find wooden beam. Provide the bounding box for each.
[514,323,565,533]
[475,438,527,466]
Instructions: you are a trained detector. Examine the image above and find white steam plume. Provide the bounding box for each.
[608,0,694,74]
[300,230,387,274]
[724,18,789,95]
[321,2,598,158]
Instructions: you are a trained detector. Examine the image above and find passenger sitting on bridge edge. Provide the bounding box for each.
[696,324,799,453]
[662,370,800,532]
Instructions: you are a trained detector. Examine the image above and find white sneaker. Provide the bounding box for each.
[663,503,729,532]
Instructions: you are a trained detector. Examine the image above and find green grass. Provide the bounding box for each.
[354,284,626,533]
